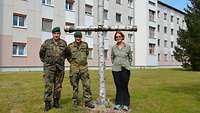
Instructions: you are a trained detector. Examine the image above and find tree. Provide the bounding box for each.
[174,0,200,71]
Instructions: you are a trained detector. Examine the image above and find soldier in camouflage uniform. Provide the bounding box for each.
[67,31,95,109]
[39,27,68,112]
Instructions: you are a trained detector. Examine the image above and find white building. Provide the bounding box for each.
[0,0,185,71]
[135,0,186,67]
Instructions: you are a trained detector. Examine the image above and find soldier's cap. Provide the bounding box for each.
[52,27,60,33]
[74,31,82,38]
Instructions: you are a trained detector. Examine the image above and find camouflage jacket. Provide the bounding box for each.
[67,41,89,74]
[39,38,68,70]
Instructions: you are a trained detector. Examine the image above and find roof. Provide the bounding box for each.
[158,1,186,15]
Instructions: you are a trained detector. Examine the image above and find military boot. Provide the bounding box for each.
[85,101,95,109]
[44,101,52,112]
[53,99,61,108]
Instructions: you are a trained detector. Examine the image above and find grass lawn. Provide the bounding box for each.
[0,69,200,113]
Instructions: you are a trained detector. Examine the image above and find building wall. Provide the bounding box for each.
[0,0,135,71]
[0,0,186,71]
[135,0,149,66]
[158,2,186,66]
[135,0,185,67]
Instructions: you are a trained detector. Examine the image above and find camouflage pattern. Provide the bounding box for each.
[43,67,64,102]
[67,41,92,104]
[39,38,68,102]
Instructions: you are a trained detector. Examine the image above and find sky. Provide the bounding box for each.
[159,0,190,11]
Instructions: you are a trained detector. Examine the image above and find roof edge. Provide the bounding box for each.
[158,1,186,15]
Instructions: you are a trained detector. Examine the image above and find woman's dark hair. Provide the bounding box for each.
[114,31,125,41]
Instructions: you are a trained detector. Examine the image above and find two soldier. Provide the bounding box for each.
[39,27,95,112]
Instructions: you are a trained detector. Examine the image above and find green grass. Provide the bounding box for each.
[0,69,200,113]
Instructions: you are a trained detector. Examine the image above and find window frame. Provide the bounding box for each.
[149,26,155,39]
[128,16,133,25]
[164,13,167,20]
[164,40,168,47]
[128,34,133,43]
[88,48,93,59]
[149,43,156,55]
[116,13,121,23]
[103,9,108,20]
[164,54,168,61]
[164,26,167,34]
[116,0,121,4]
[12,42,27,57]
[128,0,134,8]
[13,13,26,28]
[42,18,53,32]
[171,15,174,22]
[66,0,74,11]
[104,49,108,59]
[85,4,93,16]
[42,0,53,6]
[149,10,155,22]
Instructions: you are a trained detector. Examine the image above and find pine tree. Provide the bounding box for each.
[174,0,200,71]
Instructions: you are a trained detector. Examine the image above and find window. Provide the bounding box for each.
[128,16,133,25]
[171,15,174,22]
[158,39,160,46]
[177,18,180,24]
[116,13,121,23]
[158,53,160,61]
[128,0,133,8]
[157,24,160,32]
[12,42,26,56]
[182,20,185,26]
[164,54,168,61]
[42,18,53,32]
[88,48,93,59]
[149,10,155,22]
[128,34,133,42]
[164,40,167,47]
[149,43,156,55]
[171,55,174,61]
[66,0,74,10]
[13,13,26,27]
[65,22,74,27]
[149,26,155,38]
[65,22,74,34]
[149,1,156,6]
[171,41,174,48]
[164,26,167,33]
[85,31,92,36]
[42,0,52,5]
[103,31,107,38]
[157,10,160,18]
[116,0,121,4]
[104,49,108,59]
[103,9,108,20]
[171,29,174,35]
[164,13,167,20]
[85,4,92,16]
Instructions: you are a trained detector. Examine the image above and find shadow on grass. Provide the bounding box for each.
[171,68,200,72]
[170,68,193,72]
[162,83,200,101]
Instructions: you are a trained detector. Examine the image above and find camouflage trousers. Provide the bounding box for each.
[69,70,92,104]
[43,66,64,102]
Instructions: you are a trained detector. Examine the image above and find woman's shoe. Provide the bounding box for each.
[122,105,129,111]
[113,104,121,110]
